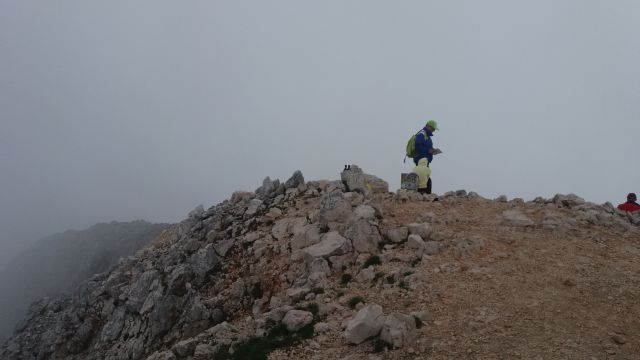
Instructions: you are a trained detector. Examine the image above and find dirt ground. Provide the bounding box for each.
[270,197,640,360]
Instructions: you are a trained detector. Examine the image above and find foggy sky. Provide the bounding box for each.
[1,1,639,269]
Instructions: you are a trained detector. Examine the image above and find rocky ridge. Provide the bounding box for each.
[2,166,639,360]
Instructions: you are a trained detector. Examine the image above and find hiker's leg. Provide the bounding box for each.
[426,178,432,194]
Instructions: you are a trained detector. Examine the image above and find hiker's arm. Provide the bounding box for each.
[415,132,426,145]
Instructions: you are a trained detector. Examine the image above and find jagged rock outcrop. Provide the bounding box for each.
[0,221,169,343]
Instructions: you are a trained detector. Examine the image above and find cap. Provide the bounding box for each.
[426,120,439,130]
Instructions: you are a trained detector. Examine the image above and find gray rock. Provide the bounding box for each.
[189,244,221,281]
[423,241,441,255]
[193,343,226,360]
[255,176,285,199]
[495,195,508,202]
[407,223,432,240]
[267,305,294,322]
[282,310,314,332]
[303,232,352,263]
[126,270,160,312]
[291,224,322,250]
[455,189,467,196]
[67,316,98,354]
[172,338,197,358]
[341,165,388,194]
[309,258,331,274]
[272,217,308,241]
[182,297,210,337]
[353,205,377,221]
[356,266,376,283]
[319,191,352,224]
[100,307,126,342]
[213,238,235,257]
[284,170,305,189]
[345,219,382,254]
[230,191,254,204]
[406,234,425,251]
[501,210,534,227]
[244,199,263,218]
[148,292,177,338]
[552,193,585,208]
[379,313,418,349]
[264,207,283,221]
[146,350,177,360]
[188,205,205,219]
[344,304,385,344]
[386,227,408,243]
[286,288,311,302]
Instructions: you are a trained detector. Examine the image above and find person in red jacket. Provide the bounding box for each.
[617,193,640,213]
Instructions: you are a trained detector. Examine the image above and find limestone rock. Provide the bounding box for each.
[303,232,352,263]
[407,223,432,240]
[319,191,352,224]
[406,234,425,251]
[282,310,314,332]
[284,170,305,189]
[356,266,376,283]
[255,176,285,200]
[244,199,263,218]
[291,224,322,250]
[344,304,385,344]
[501,210,534,227]
[379,313,418,349]
[386,227,408,243]
[146,350,177,360]
[552,193,585,208]
[345,219,382,254]
[341,165,388,194]
[189,244,221,281]
[353,205,377,221]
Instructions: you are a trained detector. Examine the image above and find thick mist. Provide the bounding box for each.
[1,0,639,270]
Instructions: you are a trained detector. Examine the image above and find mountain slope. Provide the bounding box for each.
[1,168,638,360]
[0,220,170,342]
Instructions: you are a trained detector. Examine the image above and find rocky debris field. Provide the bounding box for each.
[2,166,639,360]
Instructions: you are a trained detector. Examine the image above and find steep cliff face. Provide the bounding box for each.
[0,221,170,343]
[2,168,639,360]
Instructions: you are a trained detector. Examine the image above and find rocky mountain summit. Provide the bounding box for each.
[2,166,639,360]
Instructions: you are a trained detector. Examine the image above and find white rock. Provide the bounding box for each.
[386,227,408,243]
[407,223,432,239]
[406,234,425,250]
[353,205,377,221]
[303,232,352,263]
[282,310,314,332]
[344,304,385,344]
[356,266,376,283]
[501,210,534,227]
[345,219,382,254]
[379,313,418,348]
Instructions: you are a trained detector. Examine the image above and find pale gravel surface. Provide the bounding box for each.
[268,197,640,360]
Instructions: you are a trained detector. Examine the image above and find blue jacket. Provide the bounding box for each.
[413,127,433,165]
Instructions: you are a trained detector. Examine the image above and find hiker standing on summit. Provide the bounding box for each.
[617,193,640,213]
[413,120,439,193]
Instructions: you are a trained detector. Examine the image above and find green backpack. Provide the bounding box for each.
[405,134,417,158]
[404,130,426,161]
